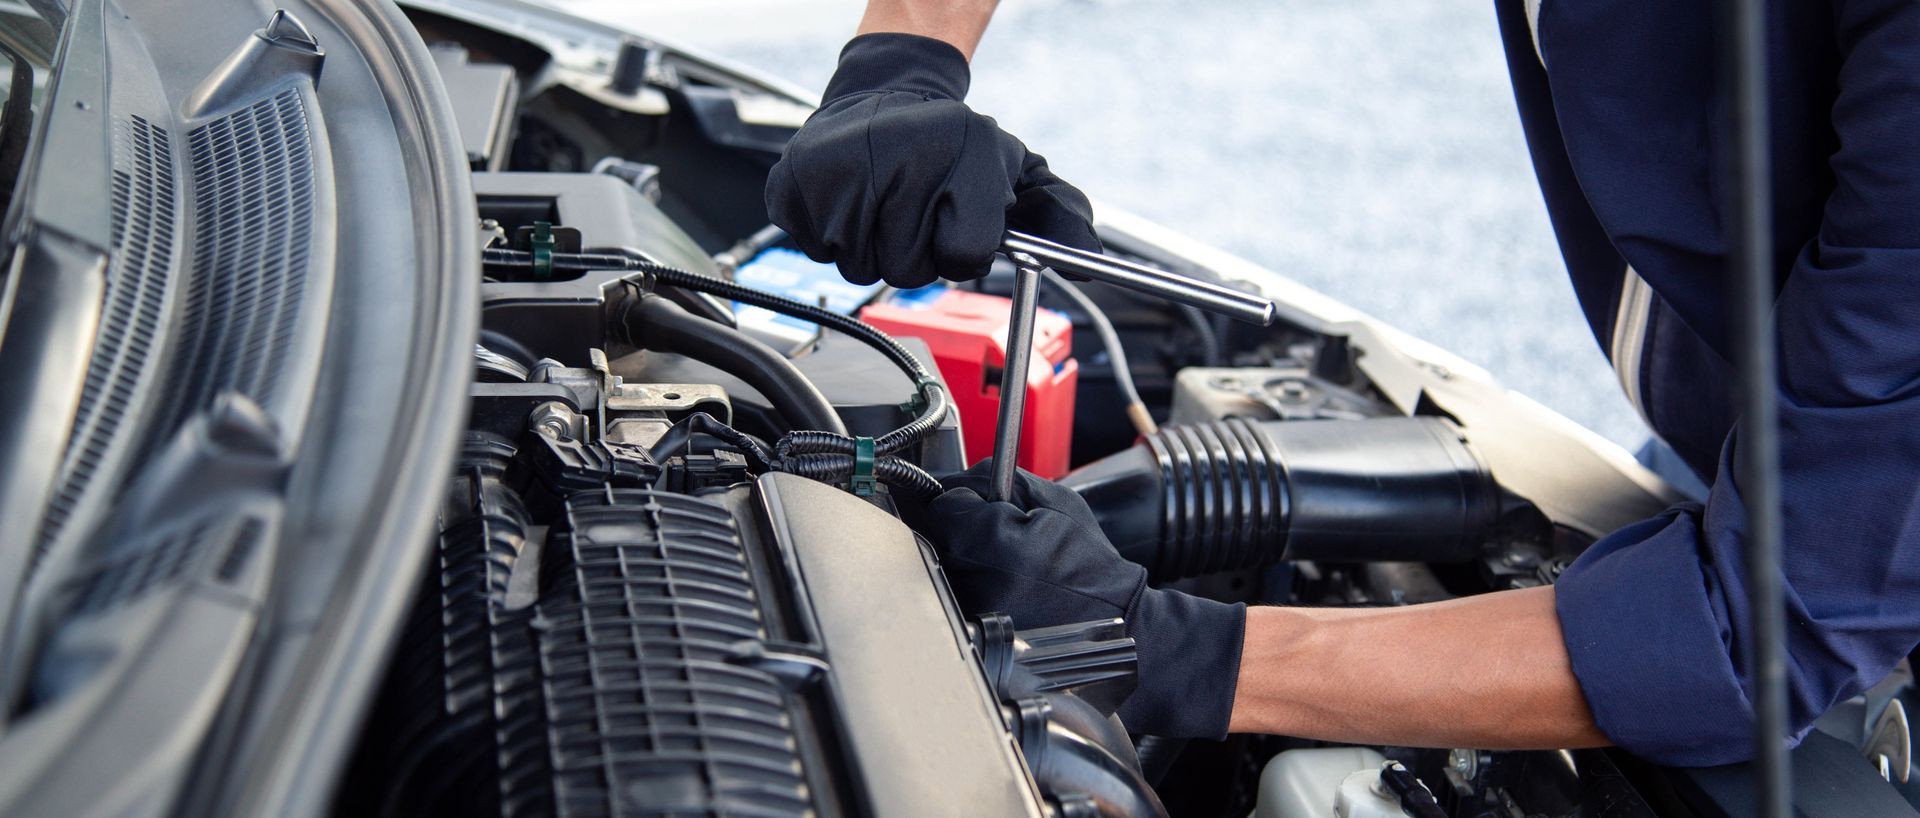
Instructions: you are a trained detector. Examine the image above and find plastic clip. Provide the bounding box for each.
[530,220,556,278]
[851,436,878,496]
[897,376,940,415]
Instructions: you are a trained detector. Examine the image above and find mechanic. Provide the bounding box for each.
[763,0,1920,766]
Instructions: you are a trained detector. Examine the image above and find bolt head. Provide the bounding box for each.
[527,401,578,440]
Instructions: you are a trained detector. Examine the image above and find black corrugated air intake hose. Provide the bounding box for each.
[1060,417,1502,581]
[482,247,946,500]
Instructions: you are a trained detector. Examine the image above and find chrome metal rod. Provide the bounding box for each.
[1003,230,1277,326]
[990,258,1045,501]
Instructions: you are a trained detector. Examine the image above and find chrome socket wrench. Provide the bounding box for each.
[987,231,1278,500]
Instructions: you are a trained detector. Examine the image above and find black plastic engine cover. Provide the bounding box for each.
[724,473,1047,817]
[351,463,1052,818]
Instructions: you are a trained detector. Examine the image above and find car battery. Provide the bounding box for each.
[860,286,1077,478]
[733,247,886,347]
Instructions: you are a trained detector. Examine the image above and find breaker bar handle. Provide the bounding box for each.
[987,234,1279,501]
[1002,230,1278,327]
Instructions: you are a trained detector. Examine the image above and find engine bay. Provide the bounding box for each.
[4,1,1908,816]
[345,8,1698,818]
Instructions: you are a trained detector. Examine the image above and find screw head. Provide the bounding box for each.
[1449,748,1478,778]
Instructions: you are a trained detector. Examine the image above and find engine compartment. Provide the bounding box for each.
[343,8,1700,817]
[347,158,1168,814]
[4,2,1907,816]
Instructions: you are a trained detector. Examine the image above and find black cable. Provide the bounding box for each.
[484,247,952,498]
[624,295,848,436]
[714,224,789,272]
[783,453,944,501]
[645,415,938,500]
[1178,304,1225,368]
[487,248,937,381]
[647,413,776,471]
[1719,0,1788,811]
[633,256,947,455]
[596,244,739,326]
[1042,270,1157,437]
[485,247,952,457]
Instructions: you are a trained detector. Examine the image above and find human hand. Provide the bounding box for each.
[766,33,1099,288]
[924,461,1246,737]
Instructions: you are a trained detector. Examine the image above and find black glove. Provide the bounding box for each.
[765,33,1100,288]
[923,461,1246,738]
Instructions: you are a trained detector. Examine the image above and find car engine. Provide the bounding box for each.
[4,2,1908,816]
[340,7,1694,818]
[340,159,1167,816]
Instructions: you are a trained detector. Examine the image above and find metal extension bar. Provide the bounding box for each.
[988,233,1278,501]
[1002,230,1278,327]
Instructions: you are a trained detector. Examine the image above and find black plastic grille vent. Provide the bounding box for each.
[156,88,315,438]
[501,489,812,818]
[66,522,207,617]
[343,436,529,818]
[35,115,178,562]
[63,517,261,618]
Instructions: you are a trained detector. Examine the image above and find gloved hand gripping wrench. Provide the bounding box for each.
[987,230,1279,501]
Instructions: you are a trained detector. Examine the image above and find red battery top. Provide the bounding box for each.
[860,287,1078,479]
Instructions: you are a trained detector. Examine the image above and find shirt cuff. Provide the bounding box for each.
[1554,508,1757,766]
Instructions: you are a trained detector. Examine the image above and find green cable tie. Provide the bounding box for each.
[851,436,878,496]
[530,220,556,279]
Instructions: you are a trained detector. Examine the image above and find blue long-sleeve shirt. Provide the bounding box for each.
[1492,0,1920,766]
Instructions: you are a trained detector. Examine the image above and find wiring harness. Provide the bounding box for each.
[482,247,950,500]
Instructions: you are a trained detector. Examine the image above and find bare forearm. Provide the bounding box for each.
[1229,586,1607,750]
[857,0,1001,59]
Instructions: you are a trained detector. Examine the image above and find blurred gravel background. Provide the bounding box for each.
[554,0,1650,449]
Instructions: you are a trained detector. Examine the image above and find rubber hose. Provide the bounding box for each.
[623,258,949,454]
[596,245,739,326]
[485,247,951,456]
[1062,417,1500,580]
[1178,304,1224,367]
[1022,693,1169,818]
[565,249,933,381]
[627,296,848,436]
